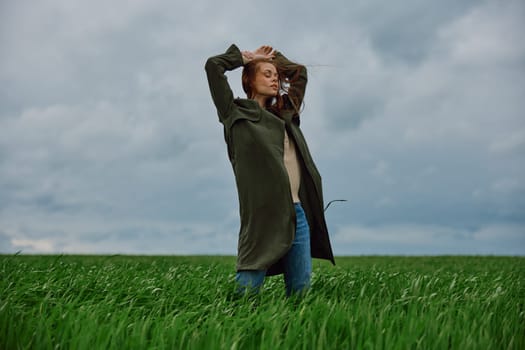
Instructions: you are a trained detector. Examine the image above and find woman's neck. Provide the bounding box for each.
[252,94,270,108]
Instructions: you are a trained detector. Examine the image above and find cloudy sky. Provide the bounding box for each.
[1,0,524,256]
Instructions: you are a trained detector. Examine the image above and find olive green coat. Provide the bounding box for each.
[205,44,335,275]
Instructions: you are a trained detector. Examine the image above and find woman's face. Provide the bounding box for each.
[252,62,279,97]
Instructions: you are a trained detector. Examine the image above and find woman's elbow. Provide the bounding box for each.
[204,58,211,71]
[204,57,216,73]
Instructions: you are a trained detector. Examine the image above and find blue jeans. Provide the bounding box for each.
[236,202,312,297]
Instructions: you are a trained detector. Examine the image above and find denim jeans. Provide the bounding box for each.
[236,202,312,297]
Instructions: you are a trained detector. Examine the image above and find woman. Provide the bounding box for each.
[205,44,335,296]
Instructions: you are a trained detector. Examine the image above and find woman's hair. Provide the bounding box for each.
[241,58,303,116]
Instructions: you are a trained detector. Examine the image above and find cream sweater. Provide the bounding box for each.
[284,129,301,203]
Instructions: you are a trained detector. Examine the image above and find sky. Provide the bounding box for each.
[1,0,524,256]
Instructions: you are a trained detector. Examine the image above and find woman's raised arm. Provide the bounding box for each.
[273,51,307,112]
[205,44,244,123]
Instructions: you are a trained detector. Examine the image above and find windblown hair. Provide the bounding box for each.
[241,58,304,117]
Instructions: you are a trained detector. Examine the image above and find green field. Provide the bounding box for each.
[1,255,524,349]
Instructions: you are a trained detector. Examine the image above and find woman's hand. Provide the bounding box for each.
[253,45,275,59]
[241,51,254,64]
[242,45,275,64]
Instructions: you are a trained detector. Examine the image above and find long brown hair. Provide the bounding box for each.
[241,58,303,117]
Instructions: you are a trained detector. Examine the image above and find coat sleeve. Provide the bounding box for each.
[205,44,244,124]
[274,50,307,111]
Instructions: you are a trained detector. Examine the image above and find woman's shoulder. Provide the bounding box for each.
[234,98,259,109]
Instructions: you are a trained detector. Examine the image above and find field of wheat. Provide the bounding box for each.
[1,255,523,349]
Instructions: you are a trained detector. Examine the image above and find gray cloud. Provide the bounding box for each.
[331,223,525,255]
[1,0,524,255]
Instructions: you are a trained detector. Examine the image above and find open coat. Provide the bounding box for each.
[205,44,335,275]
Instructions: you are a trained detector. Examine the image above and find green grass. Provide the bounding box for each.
[1,255,524,349]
